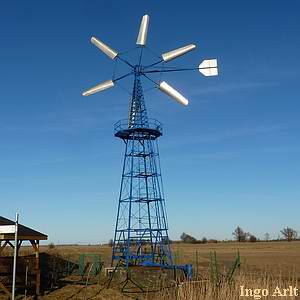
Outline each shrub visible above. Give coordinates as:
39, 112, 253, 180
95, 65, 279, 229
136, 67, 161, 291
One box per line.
48, 242, 55, 249
108, 239, 114, 247
180, 232, 197, 243
249, 235, 257, 242
208, 239, 218, 243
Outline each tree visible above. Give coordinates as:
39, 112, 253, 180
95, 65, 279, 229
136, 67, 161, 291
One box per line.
108, 239, 114, 247
249, 235, 257, 242
202, 237, 208, 244
280, 227, 298, 242
180, 232, 197, 243
264, 233, 270, 242
232, 226, 247, 242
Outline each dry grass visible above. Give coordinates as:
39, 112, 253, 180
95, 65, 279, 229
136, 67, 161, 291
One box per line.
151, 272, 299, 300
1, 241, 300, 299
16, 271, 299, 300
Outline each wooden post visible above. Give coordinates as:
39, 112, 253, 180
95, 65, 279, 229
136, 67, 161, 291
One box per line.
30, 240, 41, 296
17, 240, 22, 253
36, 240, 40, 296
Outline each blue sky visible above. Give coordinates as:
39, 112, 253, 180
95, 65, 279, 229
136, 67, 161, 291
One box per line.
0, 1, 299, 244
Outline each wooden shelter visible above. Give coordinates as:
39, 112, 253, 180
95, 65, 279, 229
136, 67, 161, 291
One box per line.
0, 216, 47, 296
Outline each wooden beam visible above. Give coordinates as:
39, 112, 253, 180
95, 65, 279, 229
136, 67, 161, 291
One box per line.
0, 234, 47, 241
30, 240, 37, 251
6, 240, 14, 249
0, 241, 8, 255
0, 282, 11, 296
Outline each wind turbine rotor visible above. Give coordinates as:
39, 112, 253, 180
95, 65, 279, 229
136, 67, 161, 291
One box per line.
136, 15, 150, 46
82, 79, 114, 96
199, 59, 218, 76
91, 37, 118, 60
159, 81, 189, 106
162, 44, 196, 62
83, 15, 218, 106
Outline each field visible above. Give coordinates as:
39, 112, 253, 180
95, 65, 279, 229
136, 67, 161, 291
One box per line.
40, 241, 300, 278
1, 241, 300, 299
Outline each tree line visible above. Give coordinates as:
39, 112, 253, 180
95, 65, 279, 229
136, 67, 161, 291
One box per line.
232, 226, 298, 242
179, 226, 298, 244
107, 226, 298, 246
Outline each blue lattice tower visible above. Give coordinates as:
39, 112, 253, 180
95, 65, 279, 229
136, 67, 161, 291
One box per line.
112, 69, 173, 268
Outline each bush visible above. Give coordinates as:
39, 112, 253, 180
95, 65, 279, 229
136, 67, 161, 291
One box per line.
208, 239, 218, 243
48, 242, 55, 249
180, 232, 197, 243
249, 235, 257, 242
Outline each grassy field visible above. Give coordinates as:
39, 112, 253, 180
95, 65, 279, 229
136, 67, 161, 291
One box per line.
171, 241, 300, 278
39, 241, 300, 278
1, 241, 300, 299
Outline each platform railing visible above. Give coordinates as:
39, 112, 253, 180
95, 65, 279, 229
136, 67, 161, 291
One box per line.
114, 118, 163, 135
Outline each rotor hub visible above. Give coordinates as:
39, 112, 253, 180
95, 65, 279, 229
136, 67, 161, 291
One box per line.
134, 64, 143, 75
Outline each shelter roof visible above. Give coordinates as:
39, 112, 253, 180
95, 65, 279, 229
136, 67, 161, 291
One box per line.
0, 216, 47, 241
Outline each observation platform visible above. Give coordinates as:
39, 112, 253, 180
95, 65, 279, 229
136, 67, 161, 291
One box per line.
114, 119, 162, 140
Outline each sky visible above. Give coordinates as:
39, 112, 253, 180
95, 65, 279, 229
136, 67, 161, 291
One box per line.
0, 1, 299, 244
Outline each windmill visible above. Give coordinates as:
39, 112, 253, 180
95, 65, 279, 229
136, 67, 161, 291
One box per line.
83, 15, 218, 277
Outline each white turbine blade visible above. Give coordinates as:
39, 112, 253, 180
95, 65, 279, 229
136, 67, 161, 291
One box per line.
82, 80, 114, 96
91, 37, 118, 59
136, 15, 149, 46
159, 81, 189, 106
162, 44, 196, 62
199, 59, 218, 76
